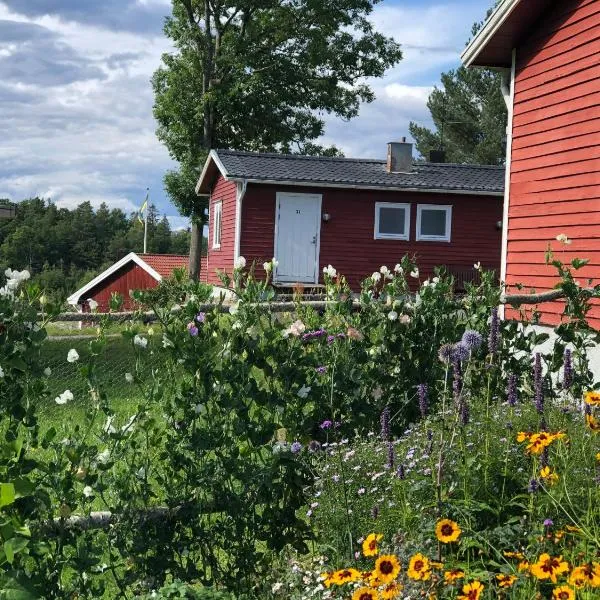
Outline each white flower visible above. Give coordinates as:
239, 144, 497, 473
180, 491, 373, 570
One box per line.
473, 261, 482, 271
272, 257, 279, 268
147, 327, 154, 336
410, 268, 419, 278
121, 414, 137, 432
133, 335, 148, 349
394, 263, 403, 274
87, 298, 99, 311
380, 265, 389, 275
371, 272, 381, 283
323, 264, 337, 278
387, 310, 398, 321
422, 279, 430, 288
103, 416, 116, 434
229, 301, 240, 315
283, 319, 306, 338
162, 335, 174, 348
55, 390, 73, 405
0, 366, 4, 378
556, 233, 572, 245
83, 486, 93, 498
432, 276, 440, 284
272, 583, 284, 594
43, 367, 52, 377
194, 403, 204, 414
67, 349, 79, 363
125, 372, 134, 383
234, 256, 247, 270
263, 261, 272, 272
297, 385, 311, 399
97, 449, 110, 464
19, 270, 30, 281
399, 314, 411, 324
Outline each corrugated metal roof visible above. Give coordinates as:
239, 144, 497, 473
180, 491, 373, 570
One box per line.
212, 149, 505, 195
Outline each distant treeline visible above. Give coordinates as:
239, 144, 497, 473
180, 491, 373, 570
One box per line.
0, 198, 197, 300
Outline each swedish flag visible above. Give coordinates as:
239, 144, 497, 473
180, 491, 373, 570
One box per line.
138, 190, 149, 224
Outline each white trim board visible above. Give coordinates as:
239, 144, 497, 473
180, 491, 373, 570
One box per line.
374, 202, 410, 240
416, 204, 452, 243
67, 252, 162, 307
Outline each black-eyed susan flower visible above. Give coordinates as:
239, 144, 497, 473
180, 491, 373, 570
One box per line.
540, 466, 559, 485
584, 390, 600, 406
363, 533, 383, 557
457, 580, 484, 600
552, 585, 575, 600
503, 551, 525, 560
374, 554, 401, 584
586, 413, 600, 432
380, 581, 403, 599
320, 572, 335, 588
569, 562, 600, 588
530, 554, 570, 583
407, 553, 431, 581
444, 569, 465, 583
435, 519, 462, 543
352, 587, 379, 600
331, 567, 361, 585
496, 574, 517, 588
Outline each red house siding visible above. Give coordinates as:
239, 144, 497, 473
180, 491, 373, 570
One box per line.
239, 183, 502, 289
85, 263, 157, 312
506, 0, 600, 327
206, 175, 237, 284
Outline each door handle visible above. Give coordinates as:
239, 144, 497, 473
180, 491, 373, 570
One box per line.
311, 235, 317, 244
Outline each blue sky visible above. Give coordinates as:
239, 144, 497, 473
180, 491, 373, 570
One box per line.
0, 0, 493, 230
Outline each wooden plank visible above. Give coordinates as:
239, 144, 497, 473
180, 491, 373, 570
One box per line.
509, 198, 600, 217
509, 211, 600, 230
509, 224, 600, 242
511, 172, 600, 195
513, 92, 600, 128
510, 156, 600, 182
510, 185, 600, 205
512, 118, 600, 151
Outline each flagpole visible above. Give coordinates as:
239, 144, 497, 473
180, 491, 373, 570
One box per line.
143, 188, 149, 254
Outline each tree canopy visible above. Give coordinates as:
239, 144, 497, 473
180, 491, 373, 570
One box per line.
152, 0, 403, 277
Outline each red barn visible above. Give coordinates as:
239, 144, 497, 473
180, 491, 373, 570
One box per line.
67, 252, 201, 312
195, 144, 504, 290
463, 0, 600, 327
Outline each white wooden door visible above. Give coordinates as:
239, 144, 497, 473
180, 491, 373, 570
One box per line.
274, 192, 321, 283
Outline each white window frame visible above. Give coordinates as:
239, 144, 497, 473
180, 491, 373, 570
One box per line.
374, 202, 410, 240
212, 200, 222, 249
416, 204, 452, 242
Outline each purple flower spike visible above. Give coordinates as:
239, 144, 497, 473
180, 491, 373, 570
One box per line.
459, 399, 470, 426
396, 464, 406, 480
380, 407, 391, 441
507, 373, 518, 406
528, 478, 539, 493
563, 348, 573, 390
386, 441, 395, 470
326, 335, 336, 344
488, 307, 500, 354
320, 420, 333, 430
417, 383, 428, 418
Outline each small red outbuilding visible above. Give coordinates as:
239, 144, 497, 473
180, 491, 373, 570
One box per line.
67, 252, 197, 312
195, 143, 505, 289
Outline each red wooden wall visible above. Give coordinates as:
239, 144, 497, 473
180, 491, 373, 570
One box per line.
506, 0, 600, 327
239, 184, 502, 289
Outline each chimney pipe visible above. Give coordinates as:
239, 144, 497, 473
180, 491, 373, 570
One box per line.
387, 138, 413, 173
429, 149, 446, 163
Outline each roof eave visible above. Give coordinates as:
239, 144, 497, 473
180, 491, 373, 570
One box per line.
461, 0, 520, 67
195, 150, 228, 195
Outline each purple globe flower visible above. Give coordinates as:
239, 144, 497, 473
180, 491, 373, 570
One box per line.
461, 329, 483, 350
291, 441, 302, 454
452, 342, 471, 362
308, 440, 322, 452
316, 366, 327, 374
543, 518, 554, 527
320, 420, 333, 430
438, 343, 453, 363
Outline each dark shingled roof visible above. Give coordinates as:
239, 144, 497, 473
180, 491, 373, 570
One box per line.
213, 149, 505, 195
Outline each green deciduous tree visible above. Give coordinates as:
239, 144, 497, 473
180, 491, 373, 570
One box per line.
153, 0, 403, 278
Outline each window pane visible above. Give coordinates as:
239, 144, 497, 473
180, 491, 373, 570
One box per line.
379, 207, 406, 235
420, 209, 447, 237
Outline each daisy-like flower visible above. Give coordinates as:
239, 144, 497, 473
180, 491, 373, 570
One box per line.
320, 572, 335, 588
380, 581, 402, 599
496, 574, 517, 588
530, 554, 570, 583
362, 533, 383, 557
540, 466, 559, 485
584, 391, 600, 406
407, 553, 431, 581
374, 555, 401, 584
67, 349, 79, 363
444, 569, 465, 583
518, 560, 530, 573
569, 562, 600, 588
435, 519, 462, 543
552, 586, 575, 600
352, 588, 379, 600
585, 413, 600, 432
457, 581, 484, 600
331, 568, 361, 585
387, 310, 398, 321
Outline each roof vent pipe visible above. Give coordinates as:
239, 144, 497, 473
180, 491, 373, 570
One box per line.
387, 137, 413, 173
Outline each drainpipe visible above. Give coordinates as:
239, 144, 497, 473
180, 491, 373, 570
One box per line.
234, 179, 247, 262
500, 69, 511, 109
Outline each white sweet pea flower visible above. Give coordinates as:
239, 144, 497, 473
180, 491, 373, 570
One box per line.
432, 276, 440, 284
234, 256, 247, 269
87, 298, 99, 311
67, 349, 79, 363
371, 272, 381, 283
125, 372, 134, 383
229, 301, 240, 315
410, 268, 419, 278
387, 310, 398, 321
283, 319, 306, 338
55, 390, 73, 405
380, 265, 389, 275
422, 279, 430, 288
83, 486, 93, 498
297, 385, 311, 399
394, 263, 403, 274
556, 233, 572, 245
133, 335, 148, 349
323, 264, 337, 278
263, 261, 272, 272
473, 261, 482, 271
399, 314, 411, 324
19, 270, 30, 281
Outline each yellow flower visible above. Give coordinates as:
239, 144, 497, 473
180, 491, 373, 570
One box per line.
496, 574, 517, 588
540, 466, 559, 485
516, 431, 531, 443
503, 551, 525, 560
517, 560, 530, 572
444, 569, 465, 583
530, 554, 570, 583
552, 585, 575, 600
524, 431, 566, 454
374, 555, 401, 584
457, 580, 484, 600
435, 519, 462, 543
363, 533, 384, 557
352, 587, 380, 600
320, 572, 335, 588
380, 581, 403, 599
430, 561, 444, 569
565, 525, 582, 534
569, 562, 600, 588
331, 568, 361, 585
586, 413, 600, 432
584, 390, 600, 406
407, 553, 431, 581
596, 452, 600, 462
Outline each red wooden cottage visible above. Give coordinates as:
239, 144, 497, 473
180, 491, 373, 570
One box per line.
67, 252, 200, 312
462, 0, 600, 327
195, 143, 505, 290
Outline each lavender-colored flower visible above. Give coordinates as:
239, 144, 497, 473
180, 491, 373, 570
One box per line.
543, 518, 553, 527
195, 312, 206, 323
371, 504, 379, 519
459, 399, 470, 426
302, 328, 327, 342
291, 441, 302, 454
417, 383, 428, 418
326, 335, 336, 344
562, 348, 573, 390
452, 356, 463, 406
386, 442, 395, 470
461, 329, 483, 351
438, 343, 453, 363
452, 342, 470, 362
380, 407, 391, 441
320, 420, 333, 430
308, 440, 322, 452
533, 352, 544, 414
316, 366, 327, 374
488, 307, 500, 354
507, 373, 518, 406
187, 322, 199, 336
396, 464, 406, 480
528, 478, 539, 494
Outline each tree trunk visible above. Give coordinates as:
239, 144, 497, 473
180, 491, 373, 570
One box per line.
189, 218, 202, 280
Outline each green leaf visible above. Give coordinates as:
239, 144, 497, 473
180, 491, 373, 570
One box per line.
0, 572, 40, 599
571, 258, 589, 270
0, 485, 16, 509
